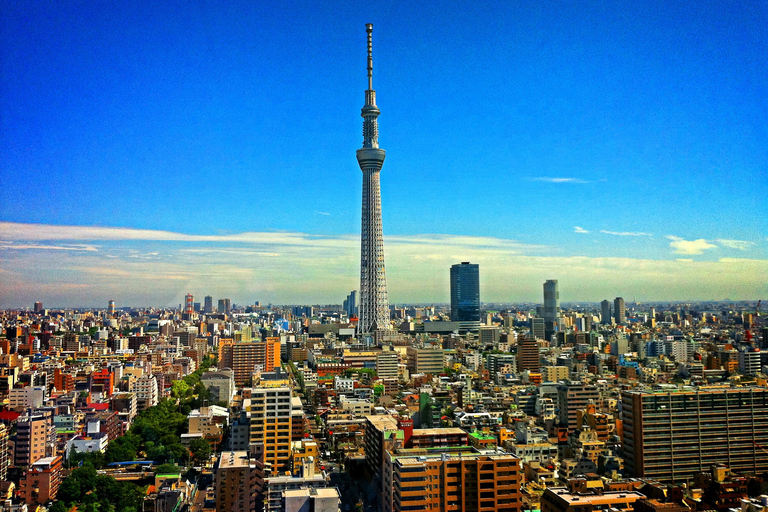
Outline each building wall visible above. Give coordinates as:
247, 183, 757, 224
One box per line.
621, 388, 768, 481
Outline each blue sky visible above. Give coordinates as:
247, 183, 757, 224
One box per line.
1, 0, 766, 307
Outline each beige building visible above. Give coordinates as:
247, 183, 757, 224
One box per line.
406, 347, 444, 375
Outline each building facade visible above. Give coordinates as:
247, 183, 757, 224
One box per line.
621, 387, 768, 481
450, 262, 480, 323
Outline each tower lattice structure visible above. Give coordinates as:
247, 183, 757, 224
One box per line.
357, 24, 390, 335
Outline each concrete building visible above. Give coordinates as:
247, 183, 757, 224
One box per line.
600, 300, 611, 324
613, 297, 626, 325
130, 374, 158, 411
15, 412, 56, 467
621, 387, 768, 481
406, 347, 444, 375
249, 386, 292, 472
214, 450, 264, 512
376, 351, 399, 381
20, 455, 63, 506
283, 487, 340, 512
541, 477, 644, 512
518, 338, 540, 373
557, 383, 600, 430
382, 448, 521, 512
202, 369, 236, 404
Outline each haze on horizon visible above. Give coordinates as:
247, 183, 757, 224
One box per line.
1, 1, 766, 308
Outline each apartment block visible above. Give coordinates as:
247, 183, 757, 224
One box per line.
249, 386, 293, 472
621, 387, 768, 481
383, 448, 521, 512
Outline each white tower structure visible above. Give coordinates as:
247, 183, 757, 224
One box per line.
357, 23, 390, 335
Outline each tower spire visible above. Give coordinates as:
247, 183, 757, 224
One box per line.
366, 23, 373, 90
356, 23, 389, 337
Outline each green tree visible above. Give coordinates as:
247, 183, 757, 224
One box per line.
189, 438, 211, 464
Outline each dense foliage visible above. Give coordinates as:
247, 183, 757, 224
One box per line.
58, 355, 219, 509
50, 464, 145, 512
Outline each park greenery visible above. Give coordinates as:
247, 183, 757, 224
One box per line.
59, 355, 218, 509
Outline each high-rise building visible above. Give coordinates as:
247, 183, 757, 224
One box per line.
33, 302, 43, 313
15, 412, 56, 467
600, 300, 612, 324
543, 280, 560, 337
621, 388, 768, 481
343, 290, 358, 318
517, 338, 540, 373
531, 317, 545, 340
107, 299, 116, 316
376, 351, 399, 380
613, 297, 626, 325
450, 262, 480, 323
249, 386, 293, 472
218, 298, 231, 315
204, 295, 213, 313
357, 24, 390, 335
214, 450, 264, 512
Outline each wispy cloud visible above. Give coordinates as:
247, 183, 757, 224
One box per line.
1, 221, 765, 307
531, 177, 592, 184
715, 239, 754, 250
574, 226, 590, 234
314, 211, 331, 216
667, 236, 717, 255
0, 241, 98, 252
600, 230, 653, 237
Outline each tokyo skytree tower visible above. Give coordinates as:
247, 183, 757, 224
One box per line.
356, 24, 390, 335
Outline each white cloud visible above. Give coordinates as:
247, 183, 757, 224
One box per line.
600, 230, 653, 237
574, 226, 590, 234
1, 221, 765, 307
667, 236, 717, 255
715, 239, 754, 250
314, 211, 331, 216
0, 241, 98, 252
531, 177, 590, 184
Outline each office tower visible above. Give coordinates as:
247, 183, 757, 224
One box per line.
249, 386, 293, 472
218, 298, 231, 315
107, 299, 115, 316
34, 301, 43, 313
215, 451, 264, 512
517, 338, 540, 373
357, 24, 390, 335
204, 295, 213, 313
406, 346, 445, 374
601, 300, 611, 324
376, 351, 399, 380
543, 280, 560, 337
531, 317, 545, 340
383, 449, 521, 512
343, 290, 358, 318
557, 382, 600, 430
621, 388, 768, 481
450, 262, 480, 322
613, 297, 626, 325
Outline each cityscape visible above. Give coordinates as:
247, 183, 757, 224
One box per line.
1, 2, 767, 512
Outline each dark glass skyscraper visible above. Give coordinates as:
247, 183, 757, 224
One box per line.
450, 262, 480, 322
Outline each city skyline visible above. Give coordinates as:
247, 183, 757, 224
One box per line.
1, 1, 766, 307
